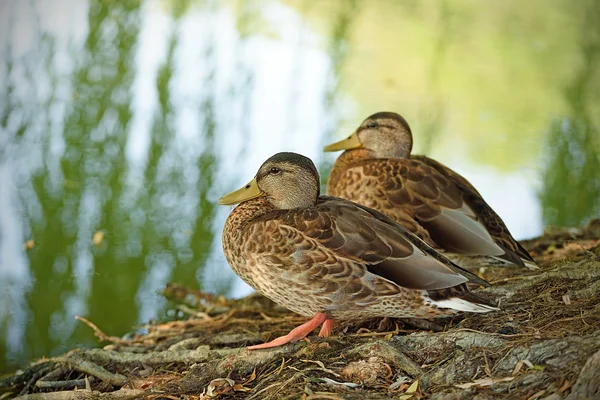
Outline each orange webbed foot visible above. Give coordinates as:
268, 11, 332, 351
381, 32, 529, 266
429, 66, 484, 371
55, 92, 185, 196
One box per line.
318, 319, 334, 337
248, 313, 332, 350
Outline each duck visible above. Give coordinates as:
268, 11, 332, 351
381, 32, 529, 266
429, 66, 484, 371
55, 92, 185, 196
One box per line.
219, 152, 498, 350
324, 112, 537, 270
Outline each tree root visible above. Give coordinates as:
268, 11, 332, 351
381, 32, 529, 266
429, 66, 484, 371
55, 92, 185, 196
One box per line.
0, 362, 57, 396
53, 354, 126, 387
35, 378, 90, 390
13, 388, 145, 400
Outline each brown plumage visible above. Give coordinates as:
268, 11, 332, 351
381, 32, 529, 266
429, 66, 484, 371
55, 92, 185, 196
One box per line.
219, 152, 497, 349
325, 112, 537, 269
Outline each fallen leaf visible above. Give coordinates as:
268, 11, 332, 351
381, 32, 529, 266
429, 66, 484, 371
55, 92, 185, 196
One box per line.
232, 384, 252, 392
512, 359, 534, 375
318, 377, 360, 388
396, 379, 420, 399
388, 375, 409, 390
406, 380, 419, 394
243, 368, 257, 384
205, 378, 235, 397
455, 376, 514, 389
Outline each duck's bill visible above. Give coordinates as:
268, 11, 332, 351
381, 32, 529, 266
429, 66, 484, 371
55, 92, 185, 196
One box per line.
218, 178, 265, 205
323, 131, 362, 152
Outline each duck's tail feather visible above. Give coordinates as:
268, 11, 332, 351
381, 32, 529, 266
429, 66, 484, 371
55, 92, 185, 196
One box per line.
426, 286, 499, 313
491, 253, 539, 270
428, 295, 500, 313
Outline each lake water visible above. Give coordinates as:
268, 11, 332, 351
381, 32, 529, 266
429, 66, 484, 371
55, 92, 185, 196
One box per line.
1, 0, 598, 373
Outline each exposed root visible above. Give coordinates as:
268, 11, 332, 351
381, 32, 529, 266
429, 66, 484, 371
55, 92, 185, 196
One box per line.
74, 317, 131, 345
35, 379, 90, 391
13, 388, 145, 400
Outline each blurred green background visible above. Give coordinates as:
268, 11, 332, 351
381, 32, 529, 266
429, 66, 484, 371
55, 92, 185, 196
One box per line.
1, 0, 598, 373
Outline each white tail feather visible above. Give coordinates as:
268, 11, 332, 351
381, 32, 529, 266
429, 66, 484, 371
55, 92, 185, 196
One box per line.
428, 297, 499, 313
523, 259, 539, 270
488, 255, 539, 270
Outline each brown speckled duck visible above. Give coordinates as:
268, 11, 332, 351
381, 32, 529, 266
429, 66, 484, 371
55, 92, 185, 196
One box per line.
324, 112, 537, 270
219, 152, 498, 349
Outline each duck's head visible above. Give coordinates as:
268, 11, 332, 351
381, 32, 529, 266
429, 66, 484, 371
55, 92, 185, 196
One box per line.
324, 112, 413, 158
218, 152, 320, 209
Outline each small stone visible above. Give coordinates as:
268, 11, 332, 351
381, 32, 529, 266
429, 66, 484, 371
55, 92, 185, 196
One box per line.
498, 326, 518, 335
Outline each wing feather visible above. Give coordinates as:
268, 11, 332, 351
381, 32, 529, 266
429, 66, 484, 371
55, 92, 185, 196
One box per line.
253, 197, 488, 291
357, 159, 531, 265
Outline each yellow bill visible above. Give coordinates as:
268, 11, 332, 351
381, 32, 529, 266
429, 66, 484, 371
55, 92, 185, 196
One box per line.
323, 131, 362, 152
218, 178, 265, 205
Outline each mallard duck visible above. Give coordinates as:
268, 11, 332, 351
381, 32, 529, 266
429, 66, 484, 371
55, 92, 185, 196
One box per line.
219, 152, 497, 349
324, 112, 537, 270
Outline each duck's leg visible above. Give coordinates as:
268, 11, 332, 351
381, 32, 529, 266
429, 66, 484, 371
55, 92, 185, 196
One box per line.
318, 319, 334, 337
247, 312, 328, 350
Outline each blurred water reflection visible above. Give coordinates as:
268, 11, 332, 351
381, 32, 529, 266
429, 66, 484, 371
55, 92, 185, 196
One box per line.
539, 0, 600, 227
0, 0, 598, 373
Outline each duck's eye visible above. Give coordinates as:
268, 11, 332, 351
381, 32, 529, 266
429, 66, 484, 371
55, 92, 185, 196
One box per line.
367, 121, 378, 128
269, 167, 281, 175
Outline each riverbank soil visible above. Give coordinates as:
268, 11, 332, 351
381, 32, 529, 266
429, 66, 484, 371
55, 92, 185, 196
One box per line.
1, 220, 599, 399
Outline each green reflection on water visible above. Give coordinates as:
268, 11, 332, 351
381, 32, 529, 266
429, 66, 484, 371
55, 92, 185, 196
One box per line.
1, 0, 599, 374
540, 0, 600, 227
17, 0, 145, 366
0, 0, 228, 372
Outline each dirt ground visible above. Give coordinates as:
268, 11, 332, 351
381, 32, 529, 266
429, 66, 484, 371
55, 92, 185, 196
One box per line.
2, 220, 600, 400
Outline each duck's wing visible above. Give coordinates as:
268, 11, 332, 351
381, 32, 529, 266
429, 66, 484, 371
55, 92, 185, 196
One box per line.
256, 196, 489, 291
350, 158, 532, 267
411, 155, 536, 267
411, 155, 482, 195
